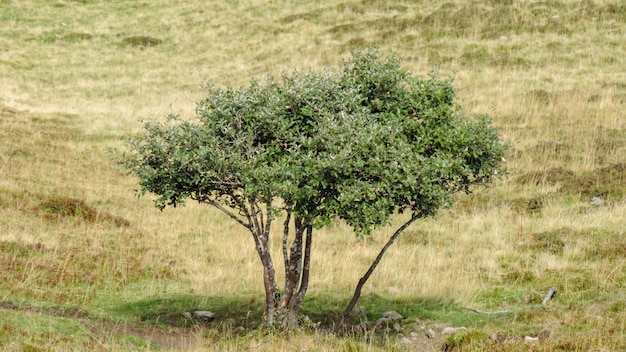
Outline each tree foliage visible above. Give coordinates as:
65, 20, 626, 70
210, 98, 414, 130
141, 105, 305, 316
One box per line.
123, 48, 508, 329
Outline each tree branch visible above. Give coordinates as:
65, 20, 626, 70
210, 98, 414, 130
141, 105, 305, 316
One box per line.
464, 307, 512, 315
282, 210, 292, 287
296, 225, 313, 301
200, 197, 251, 230
542, 287, 557, 305
335, 213, 421, 331
281, 218, 304, 309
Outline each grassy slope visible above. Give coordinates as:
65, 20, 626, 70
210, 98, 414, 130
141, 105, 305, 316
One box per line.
1, 0, 624, 351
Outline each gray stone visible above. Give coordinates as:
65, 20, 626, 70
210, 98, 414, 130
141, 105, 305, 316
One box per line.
442, 326, 467, 335
193, 310, 215, 322
382, 311, 403, 321
524, 336, 539, 343
400, 337, 413, 344
591, 197, 604, 206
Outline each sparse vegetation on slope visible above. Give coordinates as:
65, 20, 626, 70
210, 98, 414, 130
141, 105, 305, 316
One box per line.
0, 0, 624, 351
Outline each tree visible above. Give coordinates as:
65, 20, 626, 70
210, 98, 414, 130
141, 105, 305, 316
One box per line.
123, 48, 508, 330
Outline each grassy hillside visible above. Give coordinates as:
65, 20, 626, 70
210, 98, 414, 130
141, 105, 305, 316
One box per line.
1, 0, 624, 351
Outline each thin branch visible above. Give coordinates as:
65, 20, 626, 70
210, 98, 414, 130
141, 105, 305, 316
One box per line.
295, 225, 313, 301
201, 198, 251, 229
263, 202, 273, 255
336, 213, 421, 331
464, 307, 512, 315
282, 210, 292, 286
281, 219, 304, 308
542, 287, 557, 306
250, 200, 264, 248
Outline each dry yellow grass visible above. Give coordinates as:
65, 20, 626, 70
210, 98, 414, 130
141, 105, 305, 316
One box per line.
0, 0, 624, 351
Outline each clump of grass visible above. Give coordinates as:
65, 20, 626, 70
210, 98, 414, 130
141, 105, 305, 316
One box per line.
39, 196, 130, 227
509, 196, 545, 215
584, 236, 626, 260
515, 167, 576, 186
61, 32, 93, 42
121, 36, 162, 48
442, 329, 490, 352
529, 141, 572, 161
515, 164, 626, 200
527, 229, 566, 254
502, 270, 537, 284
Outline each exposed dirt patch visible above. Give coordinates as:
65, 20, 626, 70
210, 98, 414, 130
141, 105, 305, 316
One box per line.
396, 319, 454, 352
82, 319, 205, 351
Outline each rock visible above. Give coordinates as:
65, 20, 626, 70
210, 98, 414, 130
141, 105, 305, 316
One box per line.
426, 328, 437, 339
193, 310, 215, 322
400, 337, 413, 344
524, 336, 539, 343
382, 311, 403, 321
442, 326, 467, 335
375, 311, 403, 328
393, 323, 402, 332
182, 311, 192, 319
591, 197, 604, 206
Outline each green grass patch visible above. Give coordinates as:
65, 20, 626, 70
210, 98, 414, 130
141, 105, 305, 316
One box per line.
0, 309, 94, 351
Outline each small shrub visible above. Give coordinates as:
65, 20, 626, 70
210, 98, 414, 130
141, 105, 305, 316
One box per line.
509, 196, 545, 215
121, 36, 162, 48
61, 32, 93, 42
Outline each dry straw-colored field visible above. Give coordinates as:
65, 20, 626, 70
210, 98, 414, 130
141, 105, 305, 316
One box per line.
1, 0, 624, 351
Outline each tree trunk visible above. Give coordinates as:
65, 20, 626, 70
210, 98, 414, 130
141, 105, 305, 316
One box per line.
335, 214, 420, 331
261, 252, 279, 326
279, 217, 313, 329
215, 199, 313, 329
246, 200, 280, 326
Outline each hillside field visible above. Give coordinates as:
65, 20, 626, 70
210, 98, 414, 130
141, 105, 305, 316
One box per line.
0, 0, 624, 351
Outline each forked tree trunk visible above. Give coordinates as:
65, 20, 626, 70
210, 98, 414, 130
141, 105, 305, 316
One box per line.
242, 200, 281, 326
213, 198, 313, 329
278, 215, 313, 329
